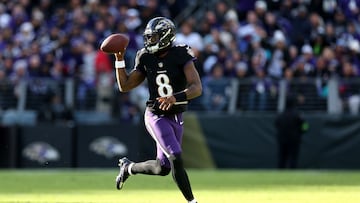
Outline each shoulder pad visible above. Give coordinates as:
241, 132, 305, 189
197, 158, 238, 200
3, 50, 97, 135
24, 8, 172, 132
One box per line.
136, 48, 147, 57
135, 48, 147, 68
174, 44, 195, 57
174, 44, 190, 49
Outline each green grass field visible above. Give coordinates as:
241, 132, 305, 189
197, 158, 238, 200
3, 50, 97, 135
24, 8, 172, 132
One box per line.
0, 169, 360, 203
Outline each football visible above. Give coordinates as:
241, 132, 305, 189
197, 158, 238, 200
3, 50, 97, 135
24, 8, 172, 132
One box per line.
100, 33, 129, 53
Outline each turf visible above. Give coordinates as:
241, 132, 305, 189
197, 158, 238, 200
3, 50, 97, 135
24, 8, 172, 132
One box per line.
0, 169, 360, 203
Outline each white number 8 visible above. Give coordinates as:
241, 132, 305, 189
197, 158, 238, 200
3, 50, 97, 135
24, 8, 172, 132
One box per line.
156, 74, 173, 97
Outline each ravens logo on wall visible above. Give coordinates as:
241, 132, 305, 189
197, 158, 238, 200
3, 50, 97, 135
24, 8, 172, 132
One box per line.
22, 142, 60, 164
89, 136, 128, 159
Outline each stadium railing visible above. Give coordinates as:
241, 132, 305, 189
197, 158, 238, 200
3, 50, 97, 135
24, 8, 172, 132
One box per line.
193, 77, 329, 114
1, 76, 359, 125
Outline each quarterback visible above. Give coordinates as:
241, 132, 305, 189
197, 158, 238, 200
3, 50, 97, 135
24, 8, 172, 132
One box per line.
114, 17, 202, 203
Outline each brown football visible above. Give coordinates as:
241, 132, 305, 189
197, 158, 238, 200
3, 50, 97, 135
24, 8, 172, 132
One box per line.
100, 33, 129, 53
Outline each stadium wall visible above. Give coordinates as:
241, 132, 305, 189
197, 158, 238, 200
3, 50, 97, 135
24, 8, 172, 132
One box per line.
189, 113, 360, 169
1, 114, 360, 169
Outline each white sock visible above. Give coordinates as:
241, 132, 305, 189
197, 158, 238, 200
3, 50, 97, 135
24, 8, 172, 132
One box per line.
127, 163, 134, 175
188, 199, 197, 203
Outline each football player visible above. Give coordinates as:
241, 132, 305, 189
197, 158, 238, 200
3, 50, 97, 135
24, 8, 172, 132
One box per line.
114, 17, 202, 203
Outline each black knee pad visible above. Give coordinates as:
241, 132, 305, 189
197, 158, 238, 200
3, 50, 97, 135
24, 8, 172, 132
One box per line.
154, 159, 170, 176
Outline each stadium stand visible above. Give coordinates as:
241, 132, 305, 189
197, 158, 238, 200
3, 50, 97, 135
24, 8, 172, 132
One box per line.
1, 0, 360, 125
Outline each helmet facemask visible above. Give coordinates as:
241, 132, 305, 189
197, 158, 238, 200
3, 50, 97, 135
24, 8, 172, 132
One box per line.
143, 32, 160, 54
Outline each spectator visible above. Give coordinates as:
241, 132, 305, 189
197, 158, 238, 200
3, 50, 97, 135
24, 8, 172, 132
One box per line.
202, 63, 231, 112
10, 59, 28, 84
214, 1, 229, 26
235, 61, 249, 79
348, 39, 360, 74
278, 0, 294, 21
338, 0, 360, 20
28, 54, 42, 77
267, 30, 290, 79
48, 93, 73, 123
224, 9, 240, 35
117, 92, 141, 124
308, 12, 325, 40
321, 47, 339, 75
224, 51, 242, 77
339, 59, 360, 115
321, 0, 337, 21
314, 56, 332, 99
283, 67, 294, 82
254, 0, 267, 22
0, 3, 11, 29
0, 69, 12, 109
345, 21, 360, 41
333, 9, 347, 36
288, 45, 300, 66
129, 83, 149, 113
314, 56, 331, 80
237, 11, 262, 54
124, 8, 142, 31
247, 36, 268, 76
263, 11, 282, 38
203, 10, 218, 29
311, 33, 328, 56
236, 0, 256, 21
15, 22, 35, 49
289, 5, 311, 48
292, 44, 316, 78
175, 18, 204, 52
202, 28, 221, 57
324, 22, 337, 46
248, 68, 272, 111
76, 42, 96, 110
2, 57, 14, 77
50, 60, 66, 81
217, 21, 235, 51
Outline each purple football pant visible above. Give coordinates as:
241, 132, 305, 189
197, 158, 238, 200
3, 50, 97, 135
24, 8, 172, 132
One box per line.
144, 108, 184, 168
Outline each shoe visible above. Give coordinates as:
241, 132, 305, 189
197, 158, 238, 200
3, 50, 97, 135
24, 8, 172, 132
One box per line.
116, 157, 132, 190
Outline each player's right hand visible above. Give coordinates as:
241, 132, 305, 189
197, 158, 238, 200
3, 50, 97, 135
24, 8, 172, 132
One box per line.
114, 49, 126, 61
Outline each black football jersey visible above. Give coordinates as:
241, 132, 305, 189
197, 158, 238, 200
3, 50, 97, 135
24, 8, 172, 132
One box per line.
134, 44, 196, 115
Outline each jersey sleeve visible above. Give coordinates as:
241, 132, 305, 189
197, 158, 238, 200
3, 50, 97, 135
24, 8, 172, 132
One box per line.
134, 48, 147, 75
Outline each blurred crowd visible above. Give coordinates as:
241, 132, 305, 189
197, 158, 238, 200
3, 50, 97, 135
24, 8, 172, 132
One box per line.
1, 0, 360, 122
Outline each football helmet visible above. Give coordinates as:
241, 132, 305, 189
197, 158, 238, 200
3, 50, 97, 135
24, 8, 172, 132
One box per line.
143, 17, 176, 53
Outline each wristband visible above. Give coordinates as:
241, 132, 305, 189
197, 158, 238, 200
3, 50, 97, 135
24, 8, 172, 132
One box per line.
115, 60, 125, 69
173, 91, 187, 102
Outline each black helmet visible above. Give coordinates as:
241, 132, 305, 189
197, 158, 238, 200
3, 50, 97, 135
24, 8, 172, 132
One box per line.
143, 17, 176, 53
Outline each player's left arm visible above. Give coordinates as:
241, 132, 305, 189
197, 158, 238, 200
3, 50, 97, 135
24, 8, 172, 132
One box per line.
157, 61, 202, 111
182, 61, 202, 100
